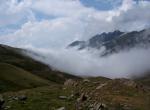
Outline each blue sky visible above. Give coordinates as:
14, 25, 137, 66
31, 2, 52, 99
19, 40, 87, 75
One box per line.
80, 0, 122, 10
80, 0, 149, 10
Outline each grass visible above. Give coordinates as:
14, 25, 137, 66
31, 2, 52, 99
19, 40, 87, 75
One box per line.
0, 63, 51, 93
2, 85, 76, 110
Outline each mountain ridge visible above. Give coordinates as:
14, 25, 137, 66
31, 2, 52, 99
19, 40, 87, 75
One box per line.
68, 28, 150, 55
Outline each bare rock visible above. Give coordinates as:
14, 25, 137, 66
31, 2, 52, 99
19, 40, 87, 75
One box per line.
56, 107, 66, 110
59, 96, 67, 100
83, 79, 90, 83
96, 83, 107, 90
18, 95, 27, 101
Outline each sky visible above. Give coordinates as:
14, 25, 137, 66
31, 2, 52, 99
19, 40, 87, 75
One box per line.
0, 0, 150, 78
0, 0, 150, 48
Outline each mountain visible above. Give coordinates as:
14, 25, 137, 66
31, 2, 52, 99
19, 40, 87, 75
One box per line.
69, 29, 150, 55
68, 41, 87, 50
88, 30, 124, 49
68, 30, 124, 50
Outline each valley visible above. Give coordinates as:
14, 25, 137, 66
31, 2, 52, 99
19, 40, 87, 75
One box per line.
0, 44, 149, 110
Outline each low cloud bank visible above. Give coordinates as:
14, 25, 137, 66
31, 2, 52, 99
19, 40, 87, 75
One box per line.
25, 47, 150, 78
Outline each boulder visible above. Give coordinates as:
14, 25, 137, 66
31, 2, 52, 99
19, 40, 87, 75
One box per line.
18, 95, 27, 101
56, 107, 66, 110
83, 79, 90, 83
96, 83, 107, 90
59, 96, 67, 100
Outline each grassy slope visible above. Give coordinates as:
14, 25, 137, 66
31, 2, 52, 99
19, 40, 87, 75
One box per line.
0, 44, 80, 84
0, 63, 51, 93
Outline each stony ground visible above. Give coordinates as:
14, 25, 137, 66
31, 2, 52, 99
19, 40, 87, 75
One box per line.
0, 77, 149, 110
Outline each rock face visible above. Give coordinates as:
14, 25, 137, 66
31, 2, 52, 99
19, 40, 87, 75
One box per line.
69, 30, 124, 50
68, 41, 87, 50
68, 29, 150, 55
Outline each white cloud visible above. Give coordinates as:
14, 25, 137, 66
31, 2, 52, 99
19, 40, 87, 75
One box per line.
0, 18, 86, 48
0, 0, 150, 48
31, 0, 87, 17
0, 0, 34, 27
25, 47, 150, 78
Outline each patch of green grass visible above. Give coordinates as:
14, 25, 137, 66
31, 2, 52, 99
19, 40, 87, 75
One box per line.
2, 85, 76, 110
0, 63, 51, 93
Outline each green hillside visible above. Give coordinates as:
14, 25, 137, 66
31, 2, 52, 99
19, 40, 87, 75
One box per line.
0, 63, 51, 93
0, 44, 80, 84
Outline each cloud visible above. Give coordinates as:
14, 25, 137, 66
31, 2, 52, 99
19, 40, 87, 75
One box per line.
113, 0, 150, 31
31, 0, 88, 17
0, 0, 150, 39
25, 47, 150, 78
0, 18, 86, 48
0, 0, 34, 28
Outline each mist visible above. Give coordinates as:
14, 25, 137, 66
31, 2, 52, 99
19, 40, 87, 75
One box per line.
24, 47, 150, 78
